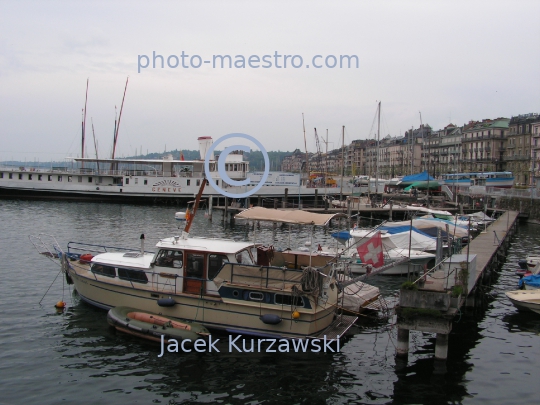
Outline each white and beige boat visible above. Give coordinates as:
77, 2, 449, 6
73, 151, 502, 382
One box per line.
32, 192, 370, 339
506, 290, 540, 315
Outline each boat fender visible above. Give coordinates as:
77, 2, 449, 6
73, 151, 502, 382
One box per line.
260, 314, 282, 325
157, 298, 176, 307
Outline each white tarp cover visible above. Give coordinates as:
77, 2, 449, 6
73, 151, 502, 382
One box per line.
405, 206, 453, 216
382, 231, 437, 251
213, 263, 304, 290
235, 206, 338, 226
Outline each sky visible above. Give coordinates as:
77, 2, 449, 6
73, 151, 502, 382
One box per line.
1, 0, 539, 162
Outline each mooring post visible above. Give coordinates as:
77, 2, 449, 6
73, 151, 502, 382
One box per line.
208, 195, 213, 220
314, 189, 318, 208
396, 328, 410, 357
283, 188, 288, 208
434, 333, 449, 360
224, 196, 228, 223
274, 198, 278, 209
389, 201, 393, 221
257, 195, 261, 207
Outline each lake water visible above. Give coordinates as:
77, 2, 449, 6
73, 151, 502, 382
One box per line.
1, 199, 539, 405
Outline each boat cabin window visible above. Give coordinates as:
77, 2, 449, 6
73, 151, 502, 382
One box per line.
187, 179, 190, 186
235, 249, 254, 265
186, 253, 204, 279
18, 173, 22, 180
91, 263, 116, 278
275, 294, 304, 307
48, 175, 52, 181
118, 268, 148, 284
58, 175, 62, 182
88, 177, 93, 183
156, 249, 183, 268
125, 178, 130, 185
38, 175, 42, 181
68, 176, 72, 182
248, 292, 264, 301
208, 254, 229, 280
144, 179, 147, 185
28, 174, 32, 180
9, 173, 13, 179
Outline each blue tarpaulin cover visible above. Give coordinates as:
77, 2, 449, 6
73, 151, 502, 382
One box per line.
401, 171, 435, 183
331, 231, 352, 241
519, 275, 540, 288
379, 225, 435, 238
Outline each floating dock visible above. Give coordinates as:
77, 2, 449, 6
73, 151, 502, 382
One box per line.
395, 210, 520, 361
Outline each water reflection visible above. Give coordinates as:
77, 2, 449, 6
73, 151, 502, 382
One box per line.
58, 295, 342, 403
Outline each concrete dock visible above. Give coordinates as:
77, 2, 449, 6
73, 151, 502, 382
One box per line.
395, 210, 520, 361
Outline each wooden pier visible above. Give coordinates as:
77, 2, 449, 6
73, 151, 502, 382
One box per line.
395, 210, 520, 362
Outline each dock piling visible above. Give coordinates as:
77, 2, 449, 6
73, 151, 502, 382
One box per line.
434, 333, 449, 360
396, 328, 410, 357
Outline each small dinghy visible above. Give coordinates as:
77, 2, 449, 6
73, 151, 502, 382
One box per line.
107, 306, 210, 343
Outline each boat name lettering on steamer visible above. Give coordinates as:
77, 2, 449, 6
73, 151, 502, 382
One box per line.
151, 187, 181, 193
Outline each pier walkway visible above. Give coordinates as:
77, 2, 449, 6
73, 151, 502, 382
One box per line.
396, 210, 520, 362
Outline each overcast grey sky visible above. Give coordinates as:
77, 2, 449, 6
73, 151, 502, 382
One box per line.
1, 0, 538, 161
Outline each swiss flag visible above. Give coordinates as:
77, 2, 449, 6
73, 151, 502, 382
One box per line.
356, 231, 384, 268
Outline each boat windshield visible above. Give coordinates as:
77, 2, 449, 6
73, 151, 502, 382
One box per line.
235, 248, 255, 265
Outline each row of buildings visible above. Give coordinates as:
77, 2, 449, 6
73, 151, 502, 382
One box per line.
281, 113, 540, 186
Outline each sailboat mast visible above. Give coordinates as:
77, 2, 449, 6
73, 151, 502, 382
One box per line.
112, 77, 129, 159
325, 129, 329, 198
91, 118, 100, 173
82, 78, 89, 168
302, 113, 309, 186
375, 101, 381, 194
340, 126, 345, 202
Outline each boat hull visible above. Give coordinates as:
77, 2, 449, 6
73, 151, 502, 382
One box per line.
69, 264, 337, 339
506, 290, 540, 314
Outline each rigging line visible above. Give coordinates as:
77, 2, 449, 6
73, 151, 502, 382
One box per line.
38, 269, 63, 305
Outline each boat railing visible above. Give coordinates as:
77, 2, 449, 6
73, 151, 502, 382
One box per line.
67, 241, 154, 256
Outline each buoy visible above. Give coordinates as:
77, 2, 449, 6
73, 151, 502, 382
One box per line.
55, 301, 66, 309
292, 310, 300, 319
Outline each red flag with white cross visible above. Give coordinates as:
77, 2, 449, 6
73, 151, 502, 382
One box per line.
356, 231, 384, 268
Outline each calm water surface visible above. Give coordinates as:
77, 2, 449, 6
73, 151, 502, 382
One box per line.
1, 200, 539, 405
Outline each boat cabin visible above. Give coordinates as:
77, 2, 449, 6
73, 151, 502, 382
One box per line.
86, 237, 259, 297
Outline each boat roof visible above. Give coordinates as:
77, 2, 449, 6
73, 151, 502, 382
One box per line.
74, 157, 208, 165
155, 236, 254, 254
234, 206, 339, 226
92, 252, 155, 269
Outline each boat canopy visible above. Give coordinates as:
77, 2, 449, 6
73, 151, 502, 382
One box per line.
403, 181, 440, 191
401, 171, 435, 183
235, 207, 339, 226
